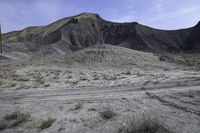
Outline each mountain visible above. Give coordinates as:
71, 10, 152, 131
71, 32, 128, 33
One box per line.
2, 13, 199, 57
184, 22, 200, 50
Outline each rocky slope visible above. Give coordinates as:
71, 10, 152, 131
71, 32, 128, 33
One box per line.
1, 13, 200, 57
185, 22, 200, 50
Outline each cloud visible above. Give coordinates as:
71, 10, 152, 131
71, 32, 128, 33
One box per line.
143, 0, 200, 29
106, 0, 200, 29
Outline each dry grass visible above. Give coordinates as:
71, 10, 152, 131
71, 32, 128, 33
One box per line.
79, 76, 88, 81
25, 120, 40, 129
102, 74, 117, 81
179, 58, 200, 66
0, 111, 30, 131
43, 84, 50, 87
35, 76, 45, 85
126, 116, 170, 133
92, 74, 99, 80
40, 117, 56, 130
121, 71, 132, 75
100, 109, 117, 119
65, 79, 79, 85
66, 75, 72, 79
73, 102, 82, 110
158, 55, 174, 62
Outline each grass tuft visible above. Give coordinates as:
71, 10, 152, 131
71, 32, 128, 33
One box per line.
40, 117, 56, 130
0, 111, 30, 131
73, 102, 82, 110
100, 109, 117, 119
127, 116, 170, 133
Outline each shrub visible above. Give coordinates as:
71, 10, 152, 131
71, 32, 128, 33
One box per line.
0, 111, 30, 131
182, 59, 196, 66
102, 74, 117, 81
159, 55, 166, 61
65, 79, 79, 85
40, 117, 56, 130
67, 75, 72, 79
127, 117, 170, 133
178, 58, 200, 67
80, 76, 87, 81
26, 120, 40, 129
100, 109, 117, 119
122, 71, 132, 75
43, 84, 50, 87
159, 55, 174, 62
92, 74, 99, 80
73, 102, 82, 110
0, 120, 7, 131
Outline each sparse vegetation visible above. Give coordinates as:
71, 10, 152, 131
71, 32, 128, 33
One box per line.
0, 121, 7, 131
100, 109, 117, 119
16, 85, 30, 90
80, 76, 87, 81
1, 82, 17, 88
79, 72, 85, 75
26, 120, 40, 129
10, 83, 17, 87
159, 55, 174, 62
73, 102, 82, 110
122, 70, 132, 75
16, 77, 29, 82
179, 58, 200, 66
92, 73, 99, 80
35, 77, 45, 85
43, 84, 50, 87
88, 108, 97, 111
102, 74, 117, 80
66, 75, 72, 79
159, 55, 167, 61
40, 117, 56, 130
126, 117, 170, 133
93, 77, 99, 80
0, 111, 30, 131
6, 83, 17, 88
65, 79, 79, 85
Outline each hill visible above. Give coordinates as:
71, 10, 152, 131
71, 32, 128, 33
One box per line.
2, 13, 200, 58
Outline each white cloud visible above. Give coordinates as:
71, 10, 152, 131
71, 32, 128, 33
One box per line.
143, 1, 200, 29
109, 0, 200, 29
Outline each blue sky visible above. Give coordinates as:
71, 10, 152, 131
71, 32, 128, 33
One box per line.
0, 0, 200, 33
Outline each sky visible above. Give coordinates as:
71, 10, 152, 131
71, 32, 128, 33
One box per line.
0, 0, 200, 33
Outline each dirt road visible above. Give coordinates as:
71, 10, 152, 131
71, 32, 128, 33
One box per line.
1, 75, 200, 133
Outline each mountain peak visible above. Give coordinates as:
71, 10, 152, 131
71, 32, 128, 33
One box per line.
74, 12, 101, 20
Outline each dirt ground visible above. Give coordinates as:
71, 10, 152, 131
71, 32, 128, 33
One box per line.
0, 45, 200, 133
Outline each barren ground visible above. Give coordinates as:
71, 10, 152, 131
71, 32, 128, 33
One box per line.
0, 45, 200, 133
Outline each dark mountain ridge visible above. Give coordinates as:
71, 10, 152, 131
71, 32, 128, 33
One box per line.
2, 13, 199, 56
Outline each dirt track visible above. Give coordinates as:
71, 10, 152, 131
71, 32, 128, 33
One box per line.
1, 74, 200, 133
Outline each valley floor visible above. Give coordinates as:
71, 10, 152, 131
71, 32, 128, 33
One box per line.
0, 46, 200, 133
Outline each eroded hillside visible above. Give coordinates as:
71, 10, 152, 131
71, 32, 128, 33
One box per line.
2, 13, 199, 59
